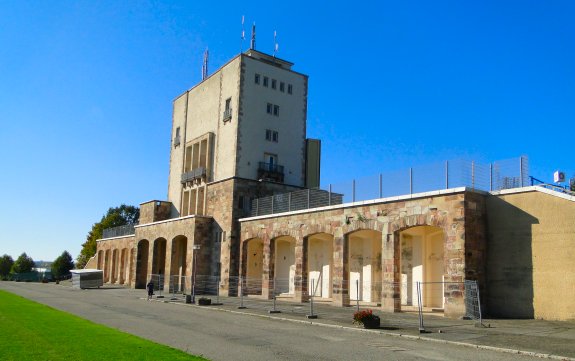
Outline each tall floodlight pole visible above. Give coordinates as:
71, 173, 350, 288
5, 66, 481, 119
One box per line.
191, 244, 201, 303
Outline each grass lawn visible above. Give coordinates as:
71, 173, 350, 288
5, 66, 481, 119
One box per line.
0, 290, 208, 361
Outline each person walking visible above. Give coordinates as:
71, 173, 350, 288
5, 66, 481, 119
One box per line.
147, 280, 154, 301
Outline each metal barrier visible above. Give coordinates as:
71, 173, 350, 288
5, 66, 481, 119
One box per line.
168, 275, 188, 300
102, 224, 136, 239
464, 280, 483, 326
250, 156, 530, 217
146, 275, 484, 332
412, 281, 483, 332
147, 274, 165, 298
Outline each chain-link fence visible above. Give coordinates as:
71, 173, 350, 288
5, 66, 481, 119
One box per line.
250, 156, 529, 217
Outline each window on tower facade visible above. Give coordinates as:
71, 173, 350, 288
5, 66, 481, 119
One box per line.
271, 79, 277, 89
266, 103, 272, 114
287, 84, 293, 94
280, 82, 285, 92
255, 74, 260, 84
263, 76, 269, 87
273, 105, 280, 116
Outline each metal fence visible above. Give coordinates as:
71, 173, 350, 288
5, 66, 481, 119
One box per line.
251, 188, 343, 217
529, 176, 575, 196
147, 274, 166, 298
464, 280, 483, 326
102, 224, 136, 239
250, 156, 529, 217
145, 275, 483, 332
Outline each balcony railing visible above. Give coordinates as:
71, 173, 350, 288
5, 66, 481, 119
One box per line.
181, 167, 207, 183
258, 162, 284, 173
223, 108, 232, 122
258, 162, 284, 182
102, 224, 136, 239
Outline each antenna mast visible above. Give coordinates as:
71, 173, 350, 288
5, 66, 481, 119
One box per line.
250, 23, 256, 50
202, 48, 209, 80
241, 16, 245, 52
273, 30, 278, 58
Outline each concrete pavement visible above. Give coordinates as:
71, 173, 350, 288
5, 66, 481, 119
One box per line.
1, 282, 574, 361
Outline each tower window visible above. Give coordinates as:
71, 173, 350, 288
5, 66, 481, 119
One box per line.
266, 103, 272, 114
174, 127, 181, 147
280, 82, 285, 92
263, 77, 269, 87
273, 105, 280, 116
223, 98, 232, 121
255, 74, 260, 84
265, 129, 278, 142
271, 79, 277, 89
287, 84, 293, 94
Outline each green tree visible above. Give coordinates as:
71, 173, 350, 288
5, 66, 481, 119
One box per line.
0, 254, 14, 279
11, 253, 35, 274
51, 251, 75, 280
76, 205, 139, 268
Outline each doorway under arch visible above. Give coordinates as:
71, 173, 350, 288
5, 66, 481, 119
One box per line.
152, 238, 167, 275
170, 236, 188, 292
400, 225, 445, 310
307, 233, 333, 299
135, 240, 149, 289
111, 249, 119, 283
274, 236, 296, 295
245, 238, 264, 295
104, 249, 111, 283
347, 229, 382, 303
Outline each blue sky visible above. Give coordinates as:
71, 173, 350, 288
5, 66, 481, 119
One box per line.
1, 1, 573, 261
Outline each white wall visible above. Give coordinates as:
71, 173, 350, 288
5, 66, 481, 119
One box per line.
238, 55, 307, 186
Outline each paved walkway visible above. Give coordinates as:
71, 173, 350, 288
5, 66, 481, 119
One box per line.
165, 290, 575, 360
2, 282, 574, 360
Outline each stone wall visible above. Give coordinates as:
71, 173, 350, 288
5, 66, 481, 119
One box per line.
96, 235, 136, 285
240, 189, 484, 318
205, 177, 303, 295
140, 200, 172, 224
132, 216, 213, 290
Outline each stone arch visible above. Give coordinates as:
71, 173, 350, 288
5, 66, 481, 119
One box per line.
389, 211, 448, 234
152, 237, 167, 275
104, 249, 111, 283
135, 239, 149, 289
152, 238, 167, 291
119, 248, 128, 284
243, 237, 264, 295
272, 235, 297, 295
343, 217, 386, 235
111, 249, 119, 283
345, 229, 383, 303
306, 232, 334, 299
97, 250, 103, 270
398, 224, 447, 311
170, 235, 188, 292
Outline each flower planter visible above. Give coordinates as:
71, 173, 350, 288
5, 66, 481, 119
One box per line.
198, 298, 211, 306
362, 316, 380, 329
